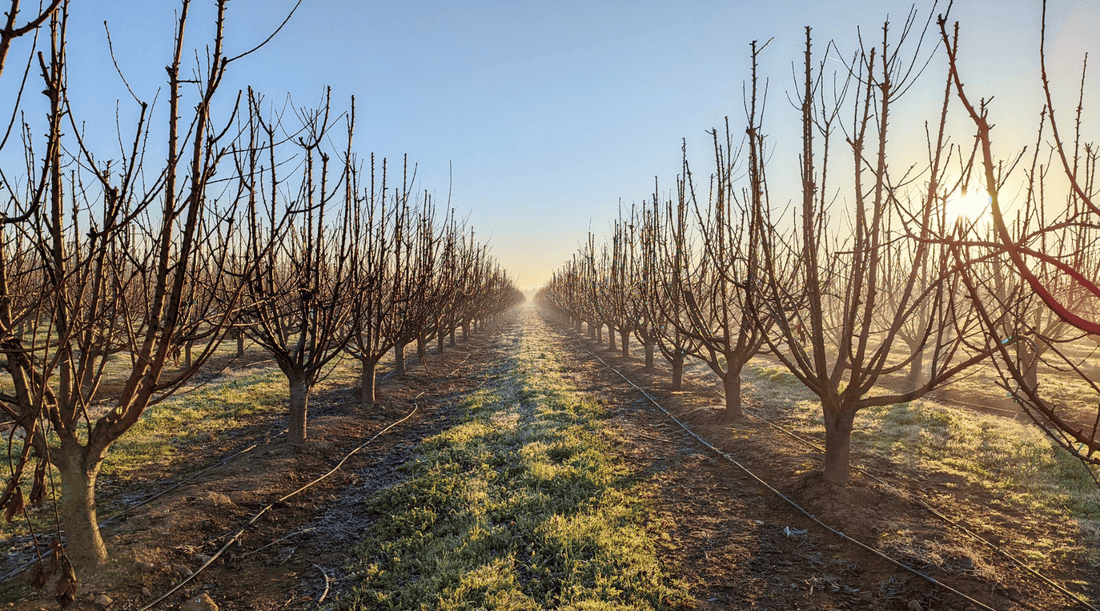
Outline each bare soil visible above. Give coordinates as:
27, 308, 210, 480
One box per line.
1, 305, 1096, 610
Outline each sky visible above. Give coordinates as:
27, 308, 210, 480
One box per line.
3, 0, 1099, 290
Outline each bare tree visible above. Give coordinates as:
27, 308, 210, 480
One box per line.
346, 155, 399, 407
0, 0, 61, 83
346, 159, 509, 406
234, 88, 356, 447
597, 208, 645, 359
0, 0, 297, 579
659, 45, 772, 419
755, 16, 990, 485
643, 174, 699, 392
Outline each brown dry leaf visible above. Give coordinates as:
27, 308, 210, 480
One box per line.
54, 560, 77, 609
49, 539, 64, 564
29, 459, 47, 506
4, 486, 23, 523
29, 562, 46, 590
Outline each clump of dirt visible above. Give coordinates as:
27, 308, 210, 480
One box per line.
784, 471, 910, 542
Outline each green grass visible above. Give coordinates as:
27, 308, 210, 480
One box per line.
0, 349, 292, 563
77, 345, 365, 477
100, 363, 288, 476
857, 399, 1100, 561
338, 329, 687, 610
856, 399, 1100, 517
742, 359, 1100, 566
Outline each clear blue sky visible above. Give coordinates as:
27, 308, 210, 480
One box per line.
4, 0, 1099, 289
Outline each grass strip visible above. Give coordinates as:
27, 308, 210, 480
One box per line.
101, 364, 287, 477
744, 362, 1100, 566
339, 334, 687, 610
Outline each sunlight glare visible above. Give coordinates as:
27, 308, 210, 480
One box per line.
945, 191, 991, 222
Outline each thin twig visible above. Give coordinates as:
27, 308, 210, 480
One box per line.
314, 564, 330, 605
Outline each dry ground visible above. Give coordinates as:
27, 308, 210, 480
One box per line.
0, 305, 1096, 610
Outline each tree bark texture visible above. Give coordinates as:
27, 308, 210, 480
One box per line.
56, 445, 107, 569
822, 405, 857, 485
360, 359, 377, 407
723, 371, 743, 419
288, 374, 310, 446
671, 350, 684, 391
394, 342, 407, 376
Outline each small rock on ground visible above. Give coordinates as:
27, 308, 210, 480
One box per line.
199, 492, 234, 507
182, 593, 219, 611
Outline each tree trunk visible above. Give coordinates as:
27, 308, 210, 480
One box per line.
1022, 341, 1040, 390
288, 373, 309, 447
906, 348, 924, 391
671, 350, 684, 391
822, 405, 857, 485
184, 341, 194, 369
462, 322, 470, 341
417, 335, 428, 369
644, 339, 654, 370
449, 327, 456, 346
281, 314, 294, 342
236, 331, 245, 357
621, 330, 630, 358
437, 325, 445, 355
608, 326, 615, 351
589, 321, 596, 340
56, 445, 107, 569
360, 359, 377, 407
723, 370, 743, 419
394, 342, 407, 376
79, 348, 101, 393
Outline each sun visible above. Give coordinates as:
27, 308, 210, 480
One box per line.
945, 190, 991, 222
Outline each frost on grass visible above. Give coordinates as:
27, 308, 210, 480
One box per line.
339, 320, 686, 610
742, 356, 1100, 570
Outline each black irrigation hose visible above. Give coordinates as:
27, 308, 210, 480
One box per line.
741, 403, 1099, 611
0, 336, 478, 589
100, 435, 282, 528
138, 401, 422, 611
558, 323, 1096, 609
675, 345, 1097, 610
0, 433, 287, 586
564, 332, 1004, 611
135, 340, 483, 606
